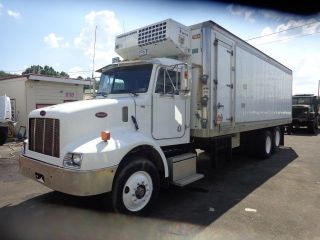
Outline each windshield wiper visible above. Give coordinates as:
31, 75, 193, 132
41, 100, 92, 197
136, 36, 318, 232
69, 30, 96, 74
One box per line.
128, 91, 139, 97
96, 92, 108, 97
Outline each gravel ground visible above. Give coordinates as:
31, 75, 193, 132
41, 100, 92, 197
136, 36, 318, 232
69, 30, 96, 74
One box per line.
0, 130, 319, 240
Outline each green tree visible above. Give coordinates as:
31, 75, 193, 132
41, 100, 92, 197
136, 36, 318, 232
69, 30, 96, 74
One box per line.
0, 70, 15, 78
59, 71, 69, 77
23, 65, 43, 74
22, 65, 69, 77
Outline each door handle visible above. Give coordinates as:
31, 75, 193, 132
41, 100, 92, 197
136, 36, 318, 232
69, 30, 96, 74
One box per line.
177, 125, 182, 132
217, 102, 224, 109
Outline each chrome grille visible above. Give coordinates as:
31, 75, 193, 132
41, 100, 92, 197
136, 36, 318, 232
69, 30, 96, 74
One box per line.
29, 118, 60, 158
292, 107, 308, 118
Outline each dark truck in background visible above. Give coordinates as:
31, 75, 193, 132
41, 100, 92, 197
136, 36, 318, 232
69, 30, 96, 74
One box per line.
288, 94, 319, 134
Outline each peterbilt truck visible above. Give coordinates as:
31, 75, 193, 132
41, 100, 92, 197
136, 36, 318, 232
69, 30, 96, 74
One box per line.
19, 19, 292, 214
289, 94, 319, 133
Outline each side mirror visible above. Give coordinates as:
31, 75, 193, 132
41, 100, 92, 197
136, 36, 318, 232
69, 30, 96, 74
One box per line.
180, 64, 191, 96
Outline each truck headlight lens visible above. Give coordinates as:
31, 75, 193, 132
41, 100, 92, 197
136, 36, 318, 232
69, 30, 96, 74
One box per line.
63, 153, 83, 169
72, 154, 82, 165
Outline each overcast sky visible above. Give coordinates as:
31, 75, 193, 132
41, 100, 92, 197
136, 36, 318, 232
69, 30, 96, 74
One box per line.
0, 0, 319, 94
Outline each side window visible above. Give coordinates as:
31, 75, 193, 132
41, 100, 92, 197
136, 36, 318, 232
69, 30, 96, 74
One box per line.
155, 68, 181, 95
113, 79, 125, 91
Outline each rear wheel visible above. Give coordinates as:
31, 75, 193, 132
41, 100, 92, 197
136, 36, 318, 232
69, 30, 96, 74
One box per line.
272, 127, 281, 152
111, 157, 160, 215
256, 130, 273, 159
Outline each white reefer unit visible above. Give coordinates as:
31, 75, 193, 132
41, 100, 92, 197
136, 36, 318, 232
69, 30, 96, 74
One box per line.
115, 19, 190, 60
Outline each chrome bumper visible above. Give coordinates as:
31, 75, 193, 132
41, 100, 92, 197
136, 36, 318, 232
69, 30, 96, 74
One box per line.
19, 155, 117, 196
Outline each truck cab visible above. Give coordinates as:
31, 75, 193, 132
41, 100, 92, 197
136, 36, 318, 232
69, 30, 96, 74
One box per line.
19, 57, 200, 214
97, 58, 191, 144
291, 94, 319, 133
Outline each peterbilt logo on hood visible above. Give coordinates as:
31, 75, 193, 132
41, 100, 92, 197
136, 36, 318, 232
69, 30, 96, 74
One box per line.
95, 112, 108, 118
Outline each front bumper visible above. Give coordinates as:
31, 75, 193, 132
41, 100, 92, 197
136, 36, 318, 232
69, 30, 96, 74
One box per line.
19, 155, 117, 196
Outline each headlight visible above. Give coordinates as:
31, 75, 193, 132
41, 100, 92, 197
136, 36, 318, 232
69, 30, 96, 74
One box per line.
63, 152, 83, 169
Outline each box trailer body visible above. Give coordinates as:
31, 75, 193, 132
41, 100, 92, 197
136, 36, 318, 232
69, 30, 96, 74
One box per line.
189, 21, 291, 138
19, 19, 292, 214
115, 19, 292, 140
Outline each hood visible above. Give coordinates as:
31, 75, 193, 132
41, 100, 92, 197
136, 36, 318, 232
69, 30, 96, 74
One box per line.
30, 98, 121, 116
29, 98, 135, 155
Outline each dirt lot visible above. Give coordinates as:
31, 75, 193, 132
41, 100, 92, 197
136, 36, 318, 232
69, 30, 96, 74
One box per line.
0, 130, 320, 240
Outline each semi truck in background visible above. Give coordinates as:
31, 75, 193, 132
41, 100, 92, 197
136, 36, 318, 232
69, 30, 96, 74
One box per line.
0, 95, 12, 145
19, 19, 292, 214
289, 94, 319, 134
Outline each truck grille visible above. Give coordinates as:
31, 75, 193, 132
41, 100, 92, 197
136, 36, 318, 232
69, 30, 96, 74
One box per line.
29, 118, 60, 158
292, 107, 308, 118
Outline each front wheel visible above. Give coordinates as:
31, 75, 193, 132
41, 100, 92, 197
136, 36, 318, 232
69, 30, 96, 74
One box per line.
111, 157, 160, 215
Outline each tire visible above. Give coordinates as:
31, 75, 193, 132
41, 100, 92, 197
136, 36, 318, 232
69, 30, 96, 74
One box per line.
111, 157, 160, 215
0, 127, 8, 146
272, 127, 281, 152
255, 130, 273, 159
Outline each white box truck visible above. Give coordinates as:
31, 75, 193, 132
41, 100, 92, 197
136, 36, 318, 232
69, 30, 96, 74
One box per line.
19, 19, 292, 214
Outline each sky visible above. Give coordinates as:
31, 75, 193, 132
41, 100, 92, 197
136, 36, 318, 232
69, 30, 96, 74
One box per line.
0, 0, 319, 95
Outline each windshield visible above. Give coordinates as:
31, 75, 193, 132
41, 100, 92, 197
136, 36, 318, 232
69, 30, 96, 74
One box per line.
292, 97, 312, 105
98, 64, 153, 95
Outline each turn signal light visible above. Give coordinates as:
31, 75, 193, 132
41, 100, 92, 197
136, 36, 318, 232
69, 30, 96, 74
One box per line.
184, 70, 188, 79
101, 131, 111, 141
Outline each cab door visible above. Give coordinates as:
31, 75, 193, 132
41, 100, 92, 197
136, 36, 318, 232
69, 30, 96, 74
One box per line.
152, 67, 186, 139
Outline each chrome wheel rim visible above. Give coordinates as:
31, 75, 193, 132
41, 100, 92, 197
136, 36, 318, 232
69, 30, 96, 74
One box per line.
266, 135, 272, 154
275, 130, 280, 147
122, 171, 153, 212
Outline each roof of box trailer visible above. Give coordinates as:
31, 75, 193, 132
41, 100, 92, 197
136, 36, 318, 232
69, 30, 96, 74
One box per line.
190, 20, 292, 73
0, 74, 91, 85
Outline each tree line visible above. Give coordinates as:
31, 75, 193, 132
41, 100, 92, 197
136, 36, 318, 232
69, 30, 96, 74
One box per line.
0, 65, 96, 90
0, 65, 90, 80
22, 65, 70, 77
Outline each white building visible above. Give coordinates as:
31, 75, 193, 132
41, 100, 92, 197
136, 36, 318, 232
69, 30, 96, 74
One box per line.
0, 74, 91, 131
